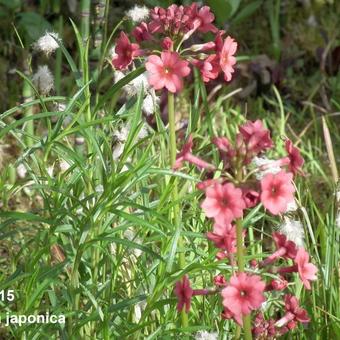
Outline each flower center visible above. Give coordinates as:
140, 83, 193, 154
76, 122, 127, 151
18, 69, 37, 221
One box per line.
164, 67, 171, 74
221, 198, 228, 206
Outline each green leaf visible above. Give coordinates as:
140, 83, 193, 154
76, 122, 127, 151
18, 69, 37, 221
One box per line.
231, 0, 263, 25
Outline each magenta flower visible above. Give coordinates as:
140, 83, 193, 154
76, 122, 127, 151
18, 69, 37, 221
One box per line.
266, 276, 288, 291
145, 51, 190, 93
260, 171, 295, 215
260, 232, 298, 267
239, 120, 273, 155
252, 313, 277, 338
174, 135, 215, 170
219, 36, 237, 81
213, 275, 227, 287
112, 32, 142, 70
242, 188, 260, 208
295, 248, 318, 290
174, 275, 193, 313
201, 182, 246, 225
285, 139, 305, 175
221, 273, 266, 319
276, 295, 310, 328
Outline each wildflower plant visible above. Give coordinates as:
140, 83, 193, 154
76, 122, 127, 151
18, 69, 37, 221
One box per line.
173, 119, 317, 338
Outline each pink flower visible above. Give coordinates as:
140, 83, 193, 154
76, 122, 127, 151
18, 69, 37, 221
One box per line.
242, 188, 260, 208
285, 139, 304, 175
192, 5, 218, 33
222, 306, 243, 325
219, 36, 237, 81
145, 51, 190, 93
295, 248, 318, 290
206, 223, 237, 254
132, 22, 152, 43
173, 135, 215, 170
221, 273, 266, 319
276, 295, 310, 328
260, 171, 295, 215
239, 120, 273, 155
201, 182, 246, 225
196, 179, 220, 191
266, 276, 288, 291
174, 275, 193, 313
112, 32, 142, 70
161, 37, 173, 50
260, 232, 298, 267
214, 275, 227, 287
252, 313, 277, 338
193, 55, 220, 82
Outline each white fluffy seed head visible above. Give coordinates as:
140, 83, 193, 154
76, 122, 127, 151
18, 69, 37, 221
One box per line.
279, 217, 305, 248
124, 73, 150, 96
112, 142, 124, 160
142, 93, 159, 116
16, 163, 27, 179
34, 32, 60, 55
336, 213, 340, 229
252, 156, 281, 180
32, 65, 54, 95
59, 160, 71, 173
285, 200, 298, 213
195, 331, 218, 340
126, 5, 149, 23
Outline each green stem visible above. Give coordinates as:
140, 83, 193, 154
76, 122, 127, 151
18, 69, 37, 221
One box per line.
168, 92, 188, 328
235, 167, 252, 339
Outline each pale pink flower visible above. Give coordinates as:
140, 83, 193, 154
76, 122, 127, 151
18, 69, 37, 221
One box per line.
221, 273, 266, 319
174, 275, 193, 313
260, 171, 295, 215
112, 32, 142, 70
201, 182, 246, 225
206, 223, 237, 254
295, 248, 318, 290
145, 51, 190, 93
219, 36, 237, 81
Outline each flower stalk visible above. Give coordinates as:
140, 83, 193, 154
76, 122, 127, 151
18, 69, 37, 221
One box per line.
168, 92, 188, 328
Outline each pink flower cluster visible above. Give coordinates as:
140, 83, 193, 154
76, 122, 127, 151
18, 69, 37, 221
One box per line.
173, 119, 317, 336
112, 3, 238, 93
